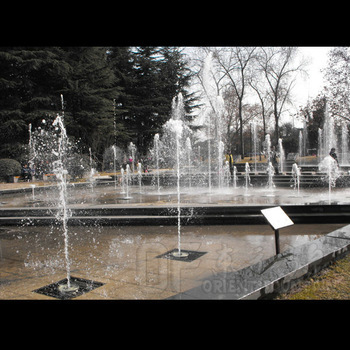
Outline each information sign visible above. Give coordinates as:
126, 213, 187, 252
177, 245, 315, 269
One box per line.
261, 206, 294, 230
261, 206, 294, 255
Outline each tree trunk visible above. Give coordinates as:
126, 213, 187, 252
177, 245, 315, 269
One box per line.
238, 99, 244, 156
274, 110, 280, 147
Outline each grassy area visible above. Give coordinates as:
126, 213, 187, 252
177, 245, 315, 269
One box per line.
276, 253, 350, 300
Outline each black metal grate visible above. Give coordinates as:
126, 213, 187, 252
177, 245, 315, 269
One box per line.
32, 276, 105, 300
156, 249, 207, 262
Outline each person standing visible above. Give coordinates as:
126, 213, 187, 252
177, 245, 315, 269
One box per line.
271, 146, 279, 175
225, 151, 234, 176
329, 148, 339, 166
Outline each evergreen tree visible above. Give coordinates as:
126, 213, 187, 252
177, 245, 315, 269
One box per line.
108, 46, 196, 154
0, 47, 70, 160
157, 47, 198, 119
59, 47, 120, 163
129, 46, 164, 151
0, 46, 196, 166
106, 46, 135, 147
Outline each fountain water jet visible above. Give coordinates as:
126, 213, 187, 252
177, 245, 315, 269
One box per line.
30, 184, 36, 201
223, 160, 230, 187
318, 155, 340, 204
137, 162, 143, 193
244, 162, 251, 193
278, 138, 285, 174
154, 133, 161, 193
52, 114, 78, 293
266, 162, 275, 192
112, 145, 117, 189
186, 137, 192, 189
164, 93, 189, 258
120, 167, 125, 194
119, 165, 132, 200
87, 148, 97, 192
196, 53, 226, 192
265, 134, 272, 164
233, 166, 238, 189
318, 103, 337, 162
252, 122, 258, 173
341, 121, 349, 165
292, 163, 301, 195
128, 142, 136, 174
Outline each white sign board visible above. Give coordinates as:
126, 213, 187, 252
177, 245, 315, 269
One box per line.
261, 206, 294, 230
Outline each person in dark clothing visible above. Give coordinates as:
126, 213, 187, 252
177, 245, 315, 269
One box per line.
226, 151, 234, 176
271, 146, 279, 174
21, 164, 32, 181
329, 148, 339, 165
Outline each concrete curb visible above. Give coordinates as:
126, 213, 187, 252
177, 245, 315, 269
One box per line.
168, 224, 350, 299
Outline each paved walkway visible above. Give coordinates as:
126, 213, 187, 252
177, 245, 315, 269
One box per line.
0, 223, 345, 299
1, 181, 349, 299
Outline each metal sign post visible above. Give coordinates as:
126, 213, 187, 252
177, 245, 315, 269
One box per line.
274, 229, 280, 254
261, 206, 294, 255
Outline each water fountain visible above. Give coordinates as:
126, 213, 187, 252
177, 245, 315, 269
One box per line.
252, 122, 258, 173
137, 162, 143, 193
22, 97, 105, 299
292, 163, 301, 195
153, 133, 161, 193
266, 162, 275, 192
263, 134, 275, 191
278, 138, 285, 174
244, 162, 251, 192
88, 148, 97, 192
128, 142, 137, 174
341, 121, 349, 165
28, 123, 37, 169
111, 145, 118, 189
120, 167, 125, 194
318, 127, 323, 160
233, 166, 238, 189
3, 56, 350, 300
265, 134, 272, 164
316, 102, 350, 167
29, 184, 36, 203
298, 124, 307, 164
318, 155, 340, 203
52, 114, 78, 293
30, 184, 36, 201
186, 137, 192, 189
194, 52, 226, 191
119, 164, 132, 200
162, 93, 189, 258
223, 160, 230, 187
318, 103, 336, 162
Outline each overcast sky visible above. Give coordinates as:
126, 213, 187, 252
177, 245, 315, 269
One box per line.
293, 46, 332, 107
184, 46, 334, 126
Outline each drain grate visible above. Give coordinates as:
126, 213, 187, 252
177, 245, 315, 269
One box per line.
156, 249, 207, 262
32, 276, 104, 300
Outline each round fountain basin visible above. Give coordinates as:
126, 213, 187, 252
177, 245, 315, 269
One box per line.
1, 183, 350, 209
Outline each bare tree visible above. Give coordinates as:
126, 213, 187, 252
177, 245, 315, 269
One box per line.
222, 86, 261, 154
211, 47, 257, 156
324, 47, 350, 123
249, 79, 272, 137
186, 46, 306, 156
257, 47, 306, 146
186, 47, 227, 102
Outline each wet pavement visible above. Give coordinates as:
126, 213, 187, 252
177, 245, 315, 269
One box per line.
2, 183, 350, 209
0, 181, 348, 299
0, 223, 345, 299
